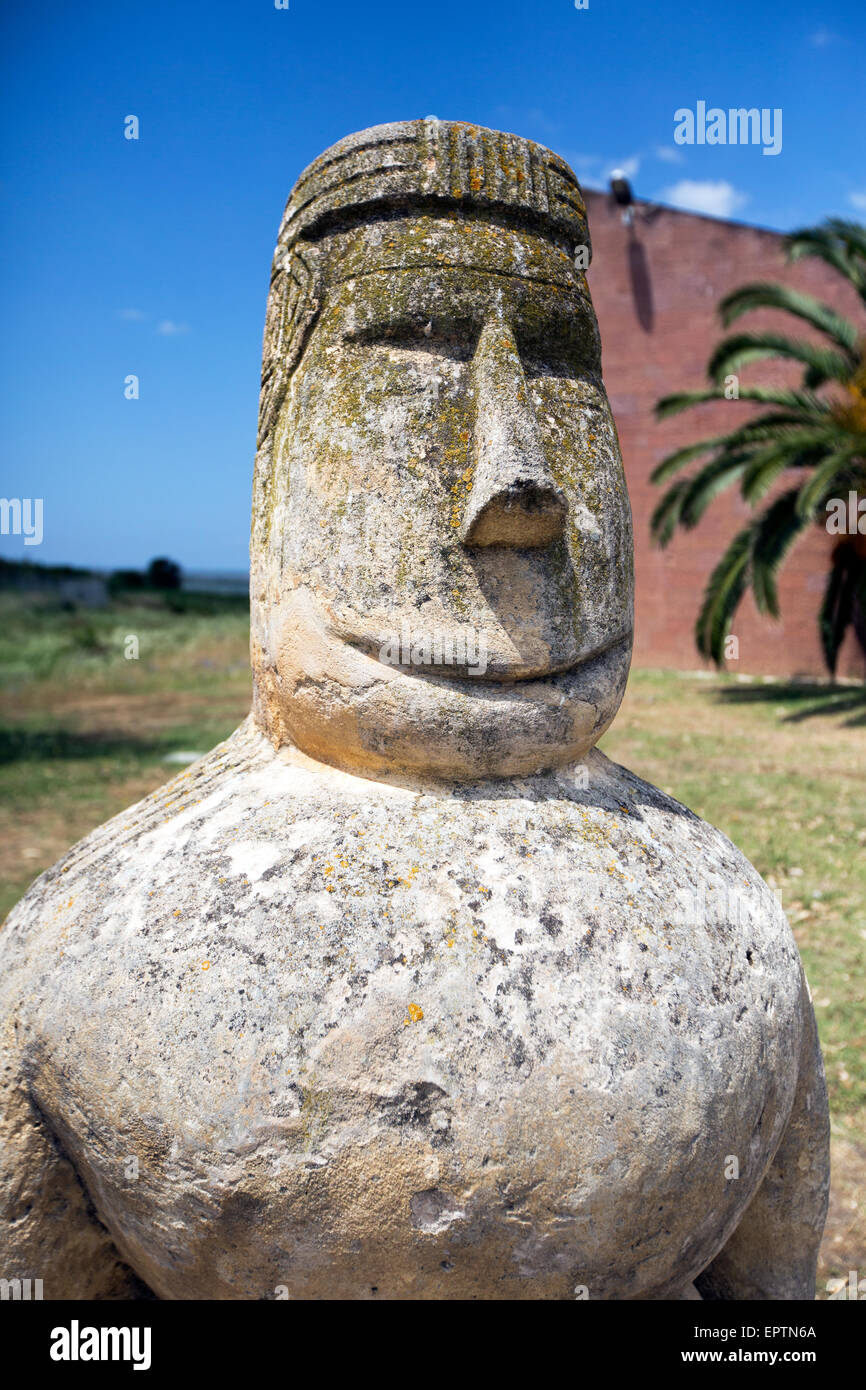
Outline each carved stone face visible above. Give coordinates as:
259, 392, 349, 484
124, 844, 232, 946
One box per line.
252, 211, 634, 780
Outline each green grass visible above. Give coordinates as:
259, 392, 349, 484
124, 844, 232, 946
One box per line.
0, 591, 251, 916
0, 588, 250, 688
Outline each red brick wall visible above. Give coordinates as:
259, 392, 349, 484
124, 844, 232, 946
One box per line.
585, 190, 866, 679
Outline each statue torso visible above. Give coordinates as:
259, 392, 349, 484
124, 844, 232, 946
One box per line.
1, 721, 803, 1299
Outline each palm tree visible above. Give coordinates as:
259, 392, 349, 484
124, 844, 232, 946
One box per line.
651, 218, 866, 674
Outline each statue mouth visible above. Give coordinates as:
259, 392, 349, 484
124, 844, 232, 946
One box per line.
269, 591, 633, 779
342, 629, 632, 685
277, 590, 632, 703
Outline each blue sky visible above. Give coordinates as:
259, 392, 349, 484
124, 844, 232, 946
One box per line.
1, 0, 863, 572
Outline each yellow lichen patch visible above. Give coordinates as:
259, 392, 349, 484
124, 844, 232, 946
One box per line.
404, 1002, 424, 1025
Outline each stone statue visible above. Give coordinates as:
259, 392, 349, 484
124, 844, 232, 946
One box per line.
0, 121, 828, 1300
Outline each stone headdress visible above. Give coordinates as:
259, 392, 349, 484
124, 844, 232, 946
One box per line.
256, 118, 591, 449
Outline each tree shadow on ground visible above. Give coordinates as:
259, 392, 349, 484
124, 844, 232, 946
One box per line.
712, 682, 866, 727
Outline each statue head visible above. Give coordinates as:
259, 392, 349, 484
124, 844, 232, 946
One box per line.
250, 120, 633, 780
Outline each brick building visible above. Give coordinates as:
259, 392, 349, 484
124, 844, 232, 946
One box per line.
584, 189, 866, 679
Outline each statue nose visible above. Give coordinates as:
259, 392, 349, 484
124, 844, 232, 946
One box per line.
461, 318, 567, 549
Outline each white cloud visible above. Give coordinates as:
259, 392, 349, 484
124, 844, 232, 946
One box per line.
119, 309, 191, 333
654, 145, 684, 165
607, 155, 640, 180
848, 191, 866, 212
661, 179, 748, 219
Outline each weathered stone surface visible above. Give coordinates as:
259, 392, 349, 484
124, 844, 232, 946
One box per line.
0, 724, 828, 1299
250, 121, 631, 781
0, 121, 828, 1299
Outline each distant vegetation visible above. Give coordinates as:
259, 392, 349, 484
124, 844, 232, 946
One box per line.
1, 554, 186, 594
0, 556, 100, 586
108, 555, 183, 594
0, 559, 249, 688
0, 556, 249, 619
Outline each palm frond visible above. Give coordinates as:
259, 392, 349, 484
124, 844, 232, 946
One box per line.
707, 332, 854, 388
787, 221, 866, 303
649, 435, 739, 485
721, 418, 837, 449
695, 525, 752, 663
739, 433, 845, 505
655, 386, 829, 419
650, 479, 690, 548
739, 450, 792, 506
649, 415, 828, 486
795, 443, 865, 518
718, 282, 859, 355
818, 542, 866, 674
749, 489, 808, 618
678, 453, 751, 528
805, 219, 866, 261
